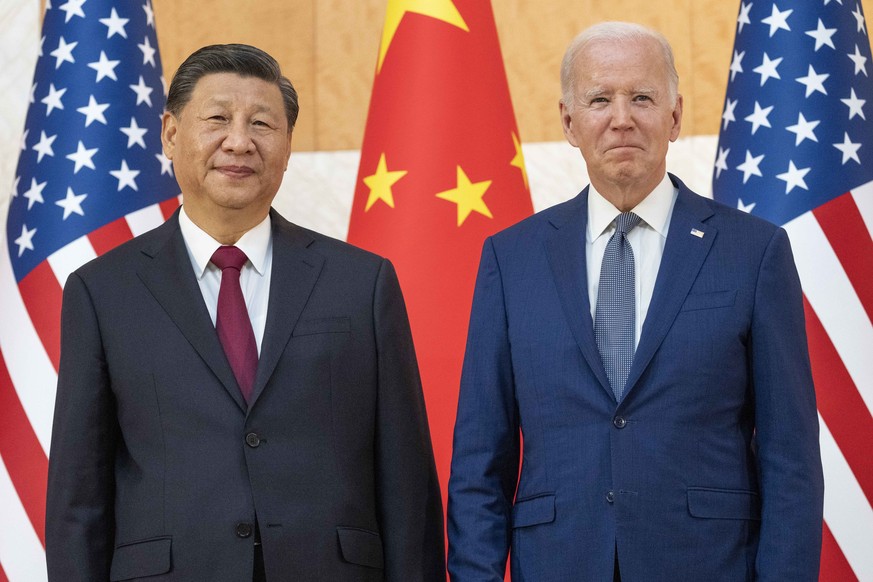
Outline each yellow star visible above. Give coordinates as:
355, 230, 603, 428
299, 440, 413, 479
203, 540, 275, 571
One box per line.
436, 166, 493, 227
363, 153, 408, 211
510, 131, 529, 190
378, 0, 469, 72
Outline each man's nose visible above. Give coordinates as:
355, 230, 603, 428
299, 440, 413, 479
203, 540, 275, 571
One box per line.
610, 99, 634, 129
222, 121, 255, 152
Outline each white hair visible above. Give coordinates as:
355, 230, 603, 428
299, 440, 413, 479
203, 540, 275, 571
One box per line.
560, 21, 679, 110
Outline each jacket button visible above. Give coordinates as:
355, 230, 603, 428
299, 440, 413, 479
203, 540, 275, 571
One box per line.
236, 522, 253, 538
606, 490, 615, 503
613, 416, 627, 429
245, 432, 261, 447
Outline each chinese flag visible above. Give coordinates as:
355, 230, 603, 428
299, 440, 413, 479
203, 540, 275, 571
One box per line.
347, 0, 533, 523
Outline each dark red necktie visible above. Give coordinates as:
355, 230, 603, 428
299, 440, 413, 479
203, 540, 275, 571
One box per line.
211, 246, 258, 403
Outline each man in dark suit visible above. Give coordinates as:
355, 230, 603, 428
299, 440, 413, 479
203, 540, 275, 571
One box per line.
447, 22, 823, 581
46, 44, 445, 582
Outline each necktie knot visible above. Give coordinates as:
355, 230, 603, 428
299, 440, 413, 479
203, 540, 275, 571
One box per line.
211, 245, 248, 272
615, 212, 642, 236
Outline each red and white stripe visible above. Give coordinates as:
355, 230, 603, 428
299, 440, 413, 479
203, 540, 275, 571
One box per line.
0, 197, 179, 581
784, 183, 873, 581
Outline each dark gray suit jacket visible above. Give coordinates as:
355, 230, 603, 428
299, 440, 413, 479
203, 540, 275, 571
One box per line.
46, 208, 445, 581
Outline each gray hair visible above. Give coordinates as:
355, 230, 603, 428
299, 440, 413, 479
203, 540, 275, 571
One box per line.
166, 43, 299, 131
560, 21, 679, 110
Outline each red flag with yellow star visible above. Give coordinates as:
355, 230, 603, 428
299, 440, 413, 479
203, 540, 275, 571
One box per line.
347, 0, 533, 526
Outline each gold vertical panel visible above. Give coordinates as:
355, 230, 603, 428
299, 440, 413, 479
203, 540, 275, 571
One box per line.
313, 1, 383, 151
689, 0, 740, 137
492, 1, 585, 144
152, 0, 317, 151
149, 0, 873, 151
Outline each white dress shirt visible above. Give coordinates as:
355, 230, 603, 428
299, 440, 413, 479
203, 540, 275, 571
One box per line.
586, 173, 678, 348
178, 207, 273, 355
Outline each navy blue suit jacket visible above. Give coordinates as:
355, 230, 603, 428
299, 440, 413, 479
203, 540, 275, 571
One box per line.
447, 175, 823, 581
46, 209, 445, 581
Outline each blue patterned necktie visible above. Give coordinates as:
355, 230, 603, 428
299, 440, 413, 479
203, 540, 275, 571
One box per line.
594, 212, 642, 401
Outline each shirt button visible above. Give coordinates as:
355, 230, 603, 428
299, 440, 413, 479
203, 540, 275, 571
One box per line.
236, 522, 253, 538
606, 490, 616, 503
613, 416, 627, 429
245, 432, 261, 448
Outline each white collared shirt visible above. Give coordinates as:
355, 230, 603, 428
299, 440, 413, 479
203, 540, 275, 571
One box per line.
586, 173, 678, 348
178, 207, 273, 355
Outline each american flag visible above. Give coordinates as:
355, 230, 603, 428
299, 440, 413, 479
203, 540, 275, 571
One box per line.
0, 1, 179, 579
713, 1, 873, 579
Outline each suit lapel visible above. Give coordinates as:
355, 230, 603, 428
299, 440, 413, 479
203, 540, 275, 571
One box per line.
248, 210, 324, 407
136, 212, 247, 412
623, 176, 717, 399
545, 190, 614, 399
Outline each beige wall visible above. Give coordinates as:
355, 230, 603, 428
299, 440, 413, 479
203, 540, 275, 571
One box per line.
152, 0, 873, 152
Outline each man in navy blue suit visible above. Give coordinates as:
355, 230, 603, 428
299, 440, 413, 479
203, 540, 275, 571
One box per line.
447, 22, 823, 581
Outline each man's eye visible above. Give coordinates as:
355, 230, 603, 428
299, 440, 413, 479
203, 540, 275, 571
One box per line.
209, 115, 227, 121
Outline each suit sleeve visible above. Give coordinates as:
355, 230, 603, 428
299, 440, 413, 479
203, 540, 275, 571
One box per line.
46, 272, 117, 581
750, 228, 824, 581
447, 237, 520, 581
372, 259, 446, 582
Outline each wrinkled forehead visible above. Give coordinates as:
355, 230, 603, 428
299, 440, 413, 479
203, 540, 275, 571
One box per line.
575, 38, 671, 89
578, 36, 666, 69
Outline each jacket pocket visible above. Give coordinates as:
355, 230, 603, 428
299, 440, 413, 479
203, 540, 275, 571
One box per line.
687, 487, 761, 520
110, 536, 172, 581
293, 316, 351, 336
336, 527, 384, 569
680, 290, 737, 312
512, 493, 556, 528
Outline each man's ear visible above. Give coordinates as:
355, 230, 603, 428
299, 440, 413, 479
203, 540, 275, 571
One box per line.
559, 100, 578, 147
669, 94, 684, 143
161, 112, 178, 159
